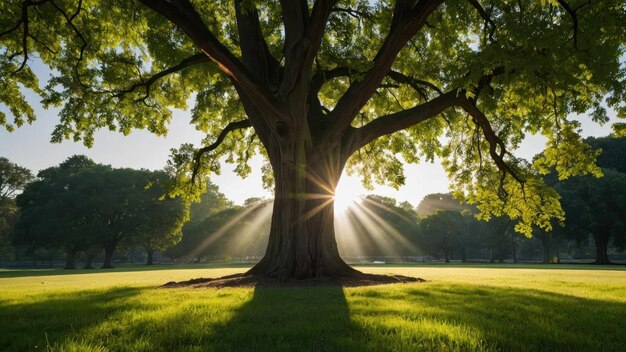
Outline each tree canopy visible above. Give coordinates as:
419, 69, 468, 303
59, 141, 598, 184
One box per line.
0, 157, 33, 204
2, 0, 625, 278
14, 155, 187, 268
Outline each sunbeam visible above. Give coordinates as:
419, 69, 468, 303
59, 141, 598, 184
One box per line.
186, 203, 264, 260
223, 202, 273, 256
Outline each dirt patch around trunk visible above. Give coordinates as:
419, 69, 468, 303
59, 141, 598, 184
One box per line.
162, 273, 426, 289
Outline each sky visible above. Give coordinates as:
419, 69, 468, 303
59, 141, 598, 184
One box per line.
0, 66, 616, 207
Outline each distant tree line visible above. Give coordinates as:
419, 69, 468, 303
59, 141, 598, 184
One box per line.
0, 136, 625, 267
2, 155, 187, 268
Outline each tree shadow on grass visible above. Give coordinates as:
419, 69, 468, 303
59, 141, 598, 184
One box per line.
346, 284, 626, 351
3, 282, 624, 351
117, 285, 366, 351
207, 285, 364, 351
0, 287, 142, 351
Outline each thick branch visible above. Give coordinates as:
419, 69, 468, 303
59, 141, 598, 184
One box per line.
460, 99, 524, 186
345, 90, 460, 155
191, 120, 253, 184
326, 0, 444, 143
234, 0, 280, 87
113, 53, 209, 101
139, 0, 286, 124
279, 0, 337, 99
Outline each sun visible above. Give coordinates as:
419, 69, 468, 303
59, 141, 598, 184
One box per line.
333, 176, 364, 213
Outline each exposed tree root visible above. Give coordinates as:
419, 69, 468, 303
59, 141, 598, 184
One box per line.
162, 273, 425, 289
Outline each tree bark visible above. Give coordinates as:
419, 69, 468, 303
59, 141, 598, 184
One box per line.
247, 144, 359, 280
592, 233, 611, 265
541, 235, 551, 264
511, 233, 518, 263
102, 242, 117, 268
84, 252, 95, 269
146, 247, 154, 265
64, 248, 76, 270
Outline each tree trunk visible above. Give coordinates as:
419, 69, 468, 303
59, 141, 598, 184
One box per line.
592, 233, 611, 265
102, 242, 116, 268
542, 235, 551, 264
146, 247, 154, 265
511, 234, 518, 263
248, 144, 359, 280
64, 249, 76, 269
84, 252, 95, 269
461, 248, 466, 262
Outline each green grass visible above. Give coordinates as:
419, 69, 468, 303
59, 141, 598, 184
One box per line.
1, 264, 625, 351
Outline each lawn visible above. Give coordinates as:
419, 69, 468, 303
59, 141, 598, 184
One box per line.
1, 264, 625, 351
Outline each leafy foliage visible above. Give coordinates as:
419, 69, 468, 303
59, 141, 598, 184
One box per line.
2, 0, 625, 238
13, 155, 187, 265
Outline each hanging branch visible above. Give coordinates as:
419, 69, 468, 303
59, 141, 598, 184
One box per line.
191, 120, 253, 184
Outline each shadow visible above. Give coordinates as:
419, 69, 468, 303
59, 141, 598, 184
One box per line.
0, 287, 142, 351
345, 284, 626, 351
207, 286, 364, 351
3, 279, 625, 351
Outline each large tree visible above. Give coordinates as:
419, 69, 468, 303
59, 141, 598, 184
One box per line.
2, 1, 625, 279
14, 155, 103, 269
554, 168, 626, 264
129, 170, 188, 265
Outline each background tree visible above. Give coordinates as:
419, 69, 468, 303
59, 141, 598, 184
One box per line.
14, 156, 187, 268
419, 210, 467, 262
415, 193, 472, 217
586, 136, 626, 173
14, 155, 103, 269
0, 198, 19, 261
129, 171, 188, 265
554, 169, 626, 264
0, 157, 32, 261
2, 1, 625, 279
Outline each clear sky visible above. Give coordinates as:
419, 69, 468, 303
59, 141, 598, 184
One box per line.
0, 67, 615, 206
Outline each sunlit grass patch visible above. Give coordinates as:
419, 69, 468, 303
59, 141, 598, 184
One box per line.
1, 264, 625, 351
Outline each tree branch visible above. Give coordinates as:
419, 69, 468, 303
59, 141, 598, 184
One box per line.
326, 0, 444, 144
345, 89, 460, 155
191, 120, 253, 184
459, 99, 525, 190
139, 0, 286, 124
331, 7, 372, 19
112, 53, 209, 101
556, 0, 589, 50
234, 0, 280, 88
387, 70, 443, 98
0, 0, 51, 74
279, 0, 338, 99
467, 0, 496, 43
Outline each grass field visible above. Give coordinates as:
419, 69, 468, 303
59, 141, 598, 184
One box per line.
1, 264, 625, 351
